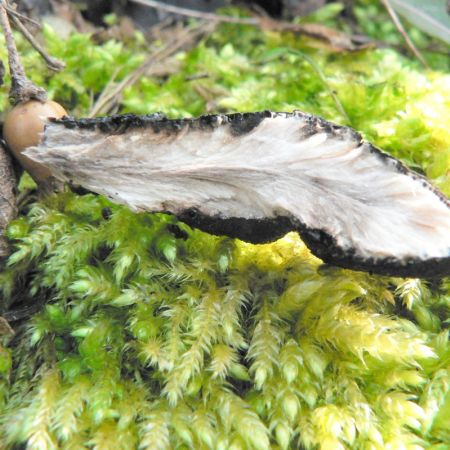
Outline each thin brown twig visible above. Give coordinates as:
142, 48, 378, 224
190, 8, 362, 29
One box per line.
145, 16, 176, 41
130, 0, 258, 25
130, 0, 366, 51
9, 13, 65, 71
185, 72, 209, 81
380, 0, 429, 68
89, 22, 214, 117
0, 142, 17, 261
0, 316, 14, 335
5, 4, 40, 27
0, 0, 46, 103
88, 66, 120, 114
2, 300, 46, 322
89, 45, 176, 117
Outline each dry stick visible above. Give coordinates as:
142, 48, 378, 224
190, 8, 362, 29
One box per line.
0, 143, 17, 260
130, 0, 257, 25
89, 67, 121, 115
5, 4, 40, 27
89, 23, 214, 117
2, 302, 45, 322
9, 13, 65, 72
0, 0, 46, 103
88, 44, 177, 116
0, 316, 14, 335
380, 0, 429, 68
0, 13, 16, 263
129, 0, 362, 50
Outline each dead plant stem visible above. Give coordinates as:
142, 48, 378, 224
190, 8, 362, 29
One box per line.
89, 23, 214, 116
130, 0, 257, 25
129, 0, 366, 51
380, 0, 429, 68
0, 0, 46, 103
9, 12, 65, 71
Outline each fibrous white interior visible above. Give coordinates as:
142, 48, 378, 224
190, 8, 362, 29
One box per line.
26, 112, 450, 263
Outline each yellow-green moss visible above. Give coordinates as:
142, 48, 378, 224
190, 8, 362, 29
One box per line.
0, 3, 449, 449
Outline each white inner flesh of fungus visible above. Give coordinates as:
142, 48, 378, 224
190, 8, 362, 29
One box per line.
26, 114, 450, 262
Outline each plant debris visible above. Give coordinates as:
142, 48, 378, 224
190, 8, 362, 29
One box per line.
0, 141, 17, 260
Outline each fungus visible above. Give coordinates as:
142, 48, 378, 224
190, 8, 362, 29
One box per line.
25, 110, 450, 277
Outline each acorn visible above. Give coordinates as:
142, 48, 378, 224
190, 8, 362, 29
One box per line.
2, 100, 67, 183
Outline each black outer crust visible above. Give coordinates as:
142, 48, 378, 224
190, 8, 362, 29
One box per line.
176, 208, 294, 244
178, 209, 450, 278
298, 224, 450, 278
49, 111, 450, 277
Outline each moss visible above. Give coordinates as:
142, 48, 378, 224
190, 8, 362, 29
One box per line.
0, 2, 449, 449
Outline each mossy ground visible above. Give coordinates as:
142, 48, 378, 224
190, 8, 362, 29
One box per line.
0, 3, 449, 449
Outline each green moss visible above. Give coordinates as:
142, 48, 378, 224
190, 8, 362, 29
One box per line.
0, 3, 449, 449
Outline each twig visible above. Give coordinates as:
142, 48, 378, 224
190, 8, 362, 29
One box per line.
380, 0, 429, 68
88, 67, 120, 114
4, 4, 40, 27
0, 316, 14, 335
185, 72, 209, 81
0, 58, 4, 85
9, 13, 65, 72
130, 0, 257, 25
0, 0, 46, 103
0, 141, 17, 260
2, 301, 45, 322
130, 0, 367, 51
0, 50, 15, 261
89, 22, 214, 117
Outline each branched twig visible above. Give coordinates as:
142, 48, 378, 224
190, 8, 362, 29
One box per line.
380, 0, 429, 68
4, 4, 40, 27
9, 13, 65, 72
89, 22, 214, 116
0, 0, 46, 103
